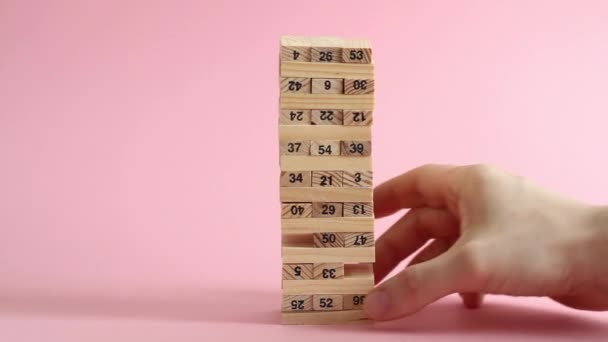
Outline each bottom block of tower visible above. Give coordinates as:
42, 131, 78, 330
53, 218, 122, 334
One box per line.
281, 310, 369, 325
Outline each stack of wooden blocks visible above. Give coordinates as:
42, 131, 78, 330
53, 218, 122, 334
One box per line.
278, 36, 375, 325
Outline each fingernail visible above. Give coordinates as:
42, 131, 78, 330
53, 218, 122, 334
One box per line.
364, 289, 391, 320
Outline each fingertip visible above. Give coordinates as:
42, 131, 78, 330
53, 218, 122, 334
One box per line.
364, 288, 392, 321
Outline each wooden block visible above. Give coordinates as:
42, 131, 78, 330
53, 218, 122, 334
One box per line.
280, 61, 374, 78
280, 77, 311, 94
282, 295, 313, 312
342, 170, 373, 187
343, 232, 375, 247
341, 140, 371, 156
282, 263, 313, 280
343, 295, 367, 310
342, 39, 372, 64
344, 79, 374, 95
279, 109, 312, 125
344, 110, 373, 126
281, 310, 369, 325
280, 93, 374, 110
281, 246, 375, 263
313, 263, 345, 280
312, 78, 344, 94
313, 233, 344, 248
311, 171, 342, 187
281, 203, 312, 219
281, 217, 374, 234
279, 125, 369, 141
311, 110, 343, 125
280, 156, 372, 171
280, 171, 312, 187
280, 187, 373, 202
279, 140, 310, 156
311, 140, 341, 156
282, 277, 373, 295
280, 36, 312, 62
311, 37, 343, 63
312, 202, 343, 218
313, 294, 343, 311
343, 203, 373, 217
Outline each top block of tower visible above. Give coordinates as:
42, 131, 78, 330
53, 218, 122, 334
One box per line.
280, 36, 373, 64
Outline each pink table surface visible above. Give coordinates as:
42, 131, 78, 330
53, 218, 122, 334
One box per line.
1, 0, 608, 341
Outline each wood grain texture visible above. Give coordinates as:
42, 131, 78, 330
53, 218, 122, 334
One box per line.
282, 278, 373, 295
280, 77, 311, 93
311, 78, 344, 94
311, 140, 341, 156
311, 37, 343, 63
281, 309, 369, 325
343, 203, 373, 217
343, 110, 373, 126
279, 109, 311, 125
282, 263, 313, 280
280, 61, 374, 78
281, 203, 312, 219
342, 170, 373, 187
281, 217, 374, 233
280, 93, 374, 110
311, 171, 342, 187
280, 156, 372, 171
313, 263, 345, 280
311, 109, 343, 125
342, 38, 372, 64
313, 294, 343, 311
279, 140, 310, 156
280, 171, 312, 187
341, 140, 371, 156
281, 246, 375, 263
279, 126, 370, 141
280, 36, 312, 62
312, 202, 343, 218
282, 295, 313, 312
344, 79, 374, 95
280, 187, 372, 202
313, 233, 344, 248
343, 232, 375, 247
343, 295, 367, 310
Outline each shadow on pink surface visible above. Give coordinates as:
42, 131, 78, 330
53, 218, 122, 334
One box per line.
0, 288, 606, 336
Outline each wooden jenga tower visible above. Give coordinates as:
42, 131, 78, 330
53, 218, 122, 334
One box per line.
278, 36, 375, 325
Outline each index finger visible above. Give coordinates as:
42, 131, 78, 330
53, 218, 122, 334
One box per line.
373, 164, 464, 218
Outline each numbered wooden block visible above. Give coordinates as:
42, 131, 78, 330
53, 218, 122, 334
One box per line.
280, 140, 310, 156
311, 110, 343, 125
341, 140, 371, 156
280, 109, 312, 125
342, 39, 372, 64
280, 77, 311, 93
281, 171, 312, 187
313, 294, 343, 311
344, 79, 374, 95
311, 78, 344, 94
343, 294, 367, 310
312, 202, 343, 218
283, 295, 313, 312
313, 263, 345, 280
344, 110, 373, 126
311, 171, 342, 187
343, 232, 374, 247
282, 263, 313, 280
280, 36, 312, 62
313, 232, 345, 248
311, 140, 341, 156
342, 171, 373, 187
282, 203, 313, 219
311, 37, 343, 63
343, 203, 373, 217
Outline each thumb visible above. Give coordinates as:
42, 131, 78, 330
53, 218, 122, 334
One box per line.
364, 250, 464, 321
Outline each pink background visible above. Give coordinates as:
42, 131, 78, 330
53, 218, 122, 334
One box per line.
1, 0, 608, 340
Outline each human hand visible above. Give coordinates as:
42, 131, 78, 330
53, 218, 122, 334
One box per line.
364, 164, 608, 321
